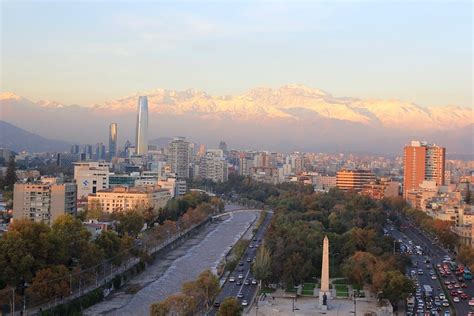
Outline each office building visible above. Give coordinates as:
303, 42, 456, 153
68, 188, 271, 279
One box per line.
95, 143, 106, 161
336, 169, 376, 191
13, 178, 77, 225
83, 144, 93, 160
168, 137, 192, 179
109, 123, 118, 160
403, 141, 446, 198
360, 178, 400, 200
70, 144, 80, 155
74, 162, 111, 198
88, 186, 170, 213
136, 96, 148, 156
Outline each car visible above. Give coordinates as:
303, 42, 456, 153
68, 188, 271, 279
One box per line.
241, 299, 248, 306
457, 289, 463, 294
453, 297, 460, 303
238, 261, 244, 266
447, 285, 453, 289
236, 280, 242, 285
238, 267, 244, 272
431, 275, 437, 280
429, 271, 435, 275
443, 311, 450, 316
444, 281, 450, 285
442, 300, 449, 307
418, 269, 424, 275
454, 283, 460, 288
244, 280, 250, 285
439, 294, 445, 300
461, 283, 467, 288
238, 274, 244, 279
450, 290, 457, 296
468, 312, 474, 316
460, 293, 468, 299
469, 298, 474, 306
249, 244, 253, 248
246, 258, 252, 262
213, 301, 221, 307
237, 292, 244, 298
229, 277, 235, 282
251, 279, 257, 285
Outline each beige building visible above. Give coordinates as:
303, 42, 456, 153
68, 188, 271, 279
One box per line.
13, 178, 77, 225
88, 186, 171, 213
74, 162, 111, 198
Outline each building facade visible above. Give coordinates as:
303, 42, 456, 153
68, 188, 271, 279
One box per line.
336, 169, 376, 191
403, 140, 445, 198
87, 186, 170, 212
168, 137, 192, 179
136, 96, 148, 156
109, 123, 118, 160
199, 154, 228, 182
74, 162, 111, 198
13, 178, 77, 225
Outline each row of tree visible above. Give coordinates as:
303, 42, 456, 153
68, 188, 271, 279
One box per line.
214, 176, 415, 306
0, 192, 219, 306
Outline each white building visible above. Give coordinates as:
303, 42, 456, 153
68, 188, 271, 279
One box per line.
74, 162, 111, 198
199, 153, 228, 182
167, 137, 192, 179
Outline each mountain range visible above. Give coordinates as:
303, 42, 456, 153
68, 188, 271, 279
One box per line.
0, 85, 472, 154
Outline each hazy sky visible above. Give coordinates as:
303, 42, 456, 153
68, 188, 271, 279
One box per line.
1, 1, 472, 107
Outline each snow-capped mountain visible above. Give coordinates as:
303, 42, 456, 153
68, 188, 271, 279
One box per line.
0, 85, 472, 154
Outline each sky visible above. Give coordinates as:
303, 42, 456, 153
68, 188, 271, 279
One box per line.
1, 0, 472, 108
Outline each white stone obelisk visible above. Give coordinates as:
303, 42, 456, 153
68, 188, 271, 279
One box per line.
319, 235, 331, 310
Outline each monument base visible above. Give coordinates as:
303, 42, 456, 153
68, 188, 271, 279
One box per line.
319, 290, 331, 309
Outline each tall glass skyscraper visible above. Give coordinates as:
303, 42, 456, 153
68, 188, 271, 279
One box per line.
109, 123, 117, 160
135, 96, 148, 155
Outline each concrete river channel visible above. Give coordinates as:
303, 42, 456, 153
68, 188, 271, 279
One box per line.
83, 210, 259, 316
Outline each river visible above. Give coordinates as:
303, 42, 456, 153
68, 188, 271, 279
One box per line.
83, 210, 258, 315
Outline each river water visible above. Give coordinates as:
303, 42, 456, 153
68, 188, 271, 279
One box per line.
84, 211, 258, 315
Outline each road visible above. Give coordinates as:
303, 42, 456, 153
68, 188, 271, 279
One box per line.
209, 211, 273, 315
389, 220, 474, 316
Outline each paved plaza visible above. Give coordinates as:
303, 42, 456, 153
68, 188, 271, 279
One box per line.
248, 289, 395, 316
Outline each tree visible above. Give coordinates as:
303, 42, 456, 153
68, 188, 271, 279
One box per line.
380, 270, 414, 305
217, 297, 241, 316
0, 219, 51, 285
5, 154, 17, 190
94, 231, 122, 264
182, 270, 219, 310
195, 270, 220, 309
27, 265, 70, 300
115, 210, 145, 237
252, 245, 271, 285
343, 252, 377, 290
150, 293, 196, 316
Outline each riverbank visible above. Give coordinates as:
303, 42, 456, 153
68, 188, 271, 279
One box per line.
83, 211, 258, 316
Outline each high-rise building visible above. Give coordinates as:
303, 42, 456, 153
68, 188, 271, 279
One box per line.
13, 178, 77, 225
168, 137, 192, 179
109, 123, 118, 160
136, 96, 148, 156
70, 144, 80, 155
403, 140, 445, 198
95, 143, 106, 160
83, 144, 93, 160
336, 169, 376, 191
199, 153, 228, 182
218, 141, 228, 153
74, 162, 111, 198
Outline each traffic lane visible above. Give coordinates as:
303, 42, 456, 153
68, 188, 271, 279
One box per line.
210, 215, 272, 313
401, 225, 472, 315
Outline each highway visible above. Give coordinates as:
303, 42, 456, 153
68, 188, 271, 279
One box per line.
389, 220, 474, 316
209, 211, 273, 315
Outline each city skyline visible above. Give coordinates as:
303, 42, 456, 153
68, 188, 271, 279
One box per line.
1, 1, 472, 108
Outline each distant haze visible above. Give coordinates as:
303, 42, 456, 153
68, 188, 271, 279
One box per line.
0, 85, 472, 155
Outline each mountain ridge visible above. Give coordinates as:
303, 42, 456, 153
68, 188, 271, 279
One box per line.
1, 85, 471, 131
0, 85, 472, 154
